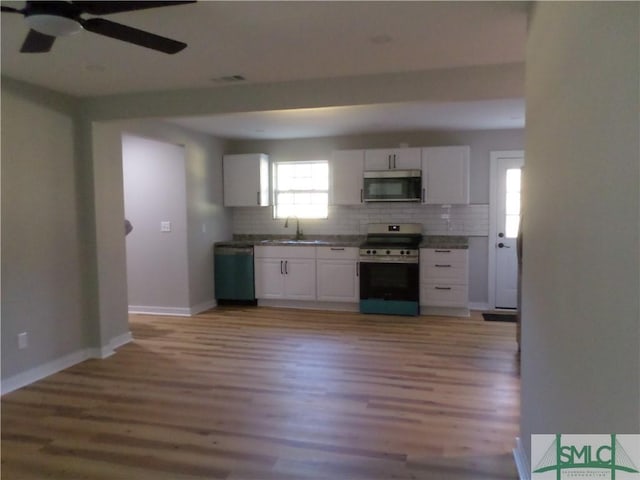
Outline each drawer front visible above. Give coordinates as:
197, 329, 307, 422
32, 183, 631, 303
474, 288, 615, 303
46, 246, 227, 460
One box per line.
420, 248, 468, 264
254, 246, 316, 259
316, 246, 358, 260
421, 263, 467, 284
420, 284, 468, 307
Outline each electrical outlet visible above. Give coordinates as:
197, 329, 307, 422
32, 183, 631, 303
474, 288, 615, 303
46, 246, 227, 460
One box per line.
160, 221, 171, 232
18, 332, 28, 350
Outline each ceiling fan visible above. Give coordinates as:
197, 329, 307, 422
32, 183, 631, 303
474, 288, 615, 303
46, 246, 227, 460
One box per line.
1, 1, 195, 54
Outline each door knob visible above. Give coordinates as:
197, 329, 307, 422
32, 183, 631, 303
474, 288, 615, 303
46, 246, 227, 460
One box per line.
498, 232, 505, 238
498, 242, 511, 248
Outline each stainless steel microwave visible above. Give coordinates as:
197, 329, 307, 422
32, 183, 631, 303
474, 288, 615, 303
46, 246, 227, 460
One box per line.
363, 170, 422, 202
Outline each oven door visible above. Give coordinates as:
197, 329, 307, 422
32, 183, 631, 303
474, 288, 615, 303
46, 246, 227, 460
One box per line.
359, 260, 419, 302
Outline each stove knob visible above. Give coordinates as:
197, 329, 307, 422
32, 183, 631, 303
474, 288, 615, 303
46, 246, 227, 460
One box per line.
400, 250, 404, 255
372, 250, 377, 254
366, 250, 371, 254
386, 250, 390, 254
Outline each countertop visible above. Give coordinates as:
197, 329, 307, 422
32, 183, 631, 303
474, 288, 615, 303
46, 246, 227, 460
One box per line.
215, 234, 468, 249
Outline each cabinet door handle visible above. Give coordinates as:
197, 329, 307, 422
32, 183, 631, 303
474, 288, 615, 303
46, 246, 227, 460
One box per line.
280, 260, 283, 275
257, 192, 260, 205
284, 260, 288, 275
330, 247, 345, 251
393, 154, 397, 169
435, 286, 452, 290
360, 188, 363, 203
388, 155, 391, 169
435, 249, 451, 253
435, 264, 452, 268
422, 188, 425, 202
356, 262, 359, 277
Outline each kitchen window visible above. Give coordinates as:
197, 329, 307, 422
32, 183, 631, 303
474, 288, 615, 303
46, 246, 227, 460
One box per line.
273, 161, 328, 219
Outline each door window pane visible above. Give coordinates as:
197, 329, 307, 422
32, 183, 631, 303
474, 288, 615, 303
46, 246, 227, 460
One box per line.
504, 168, 522, 238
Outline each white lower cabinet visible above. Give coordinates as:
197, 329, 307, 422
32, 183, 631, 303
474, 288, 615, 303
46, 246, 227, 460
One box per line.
316, 247, 359, 302
420, 248, 469, 308
254, 246, 316, 300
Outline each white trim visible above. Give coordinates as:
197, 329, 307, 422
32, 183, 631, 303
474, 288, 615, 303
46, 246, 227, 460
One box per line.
1, 331, 134, 395
469, 302, 491, 311
420, 306, 470, 317
91, 331, 133, 359
257, 299, 359, 312
128, 305, 192, 316
489, 150, 524, 310
189, 299, 217, 315
128, 301, 217, 317
1, 348, 90, 395
513, 436, 531, 480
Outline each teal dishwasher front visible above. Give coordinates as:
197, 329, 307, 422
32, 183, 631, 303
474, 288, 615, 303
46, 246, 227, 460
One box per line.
214, 244, 256, 303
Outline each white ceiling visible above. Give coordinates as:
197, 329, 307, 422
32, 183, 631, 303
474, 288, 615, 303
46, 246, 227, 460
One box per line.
168, 99, 526, 140
1, 1, 529, 139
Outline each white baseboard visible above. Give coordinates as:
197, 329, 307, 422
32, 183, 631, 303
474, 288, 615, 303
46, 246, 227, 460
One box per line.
128, 305, 192, 316
189, 299, 216, 315
128, 300, 217, 317
513, 436, 530, 480
257, 299, 359, 312
469, 302, 491, 311
420, 306, 470, 317
1, 348, 90, 395
1, 331, 134, 395
89, 331, 133, 359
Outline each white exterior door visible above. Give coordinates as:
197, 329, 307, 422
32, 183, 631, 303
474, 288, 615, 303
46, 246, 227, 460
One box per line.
490, 151, 524, 309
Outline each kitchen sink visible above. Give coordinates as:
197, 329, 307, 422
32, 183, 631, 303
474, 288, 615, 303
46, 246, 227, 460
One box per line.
259, 239, 331, 245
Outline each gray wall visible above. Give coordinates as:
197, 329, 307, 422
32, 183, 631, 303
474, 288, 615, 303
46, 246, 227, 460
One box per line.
1, 78, 232, 386
1, 82, 85, 379
227, 129, 524, 305
123, 135, 190, 311
97, 120, 231, 315
521, 0, 639, 462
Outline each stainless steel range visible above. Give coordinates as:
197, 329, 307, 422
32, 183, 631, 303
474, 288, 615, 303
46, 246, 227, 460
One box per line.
359, 223, 422, 316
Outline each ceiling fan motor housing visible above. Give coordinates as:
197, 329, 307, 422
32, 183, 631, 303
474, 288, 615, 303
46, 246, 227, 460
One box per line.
24, 1, 83, 37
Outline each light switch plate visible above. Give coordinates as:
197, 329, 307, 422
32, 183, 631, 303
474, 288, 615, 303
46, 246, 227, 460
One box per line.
160, 221, 171, 232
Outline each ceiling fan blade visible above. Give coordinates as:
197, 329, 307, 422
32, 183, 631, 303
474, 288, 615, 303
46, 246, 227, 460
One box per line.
1, 6, 23, 13
82, 17, 187, 54
72, 1, 195, 16
20, 29, 56, 53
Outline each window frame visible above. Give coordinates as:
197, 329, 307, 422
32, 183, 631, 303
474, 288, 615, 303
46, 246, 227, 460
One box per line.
272, 160, 329, 220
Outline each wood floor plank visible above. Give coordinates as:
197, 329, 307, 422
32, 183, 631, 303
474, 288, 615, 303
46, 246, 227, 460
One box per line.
1, 307, 520, 479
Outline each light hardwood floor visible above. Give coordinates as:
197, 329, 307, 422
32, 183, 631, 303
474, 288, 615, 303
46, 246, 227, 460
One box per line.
1, 307, 520, 479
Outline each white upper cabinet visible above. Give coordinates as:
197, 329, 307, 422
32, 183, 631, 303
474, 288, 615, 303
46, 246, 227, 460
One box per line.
223, 153, 270, 207
364, 148, 421, 170
421, 146, 470, 205
330, 150, 364, 205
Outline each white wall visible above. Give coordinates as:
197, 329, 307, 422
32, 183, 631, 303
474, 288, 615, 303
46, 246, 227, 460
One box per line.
521, 0, 639, 464
226, 129, 523, 305
123, 135, 190, 312
1, 82, 86, 381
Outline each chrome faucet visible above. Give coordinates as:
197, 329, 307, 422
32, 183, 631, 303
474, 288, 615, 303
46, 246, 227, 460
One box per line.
284, 216, 304, 240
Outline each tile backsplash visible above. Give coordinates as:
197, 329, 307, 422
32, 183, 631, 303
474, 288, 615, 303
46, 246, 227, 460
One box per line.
232, 203, 489, 236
